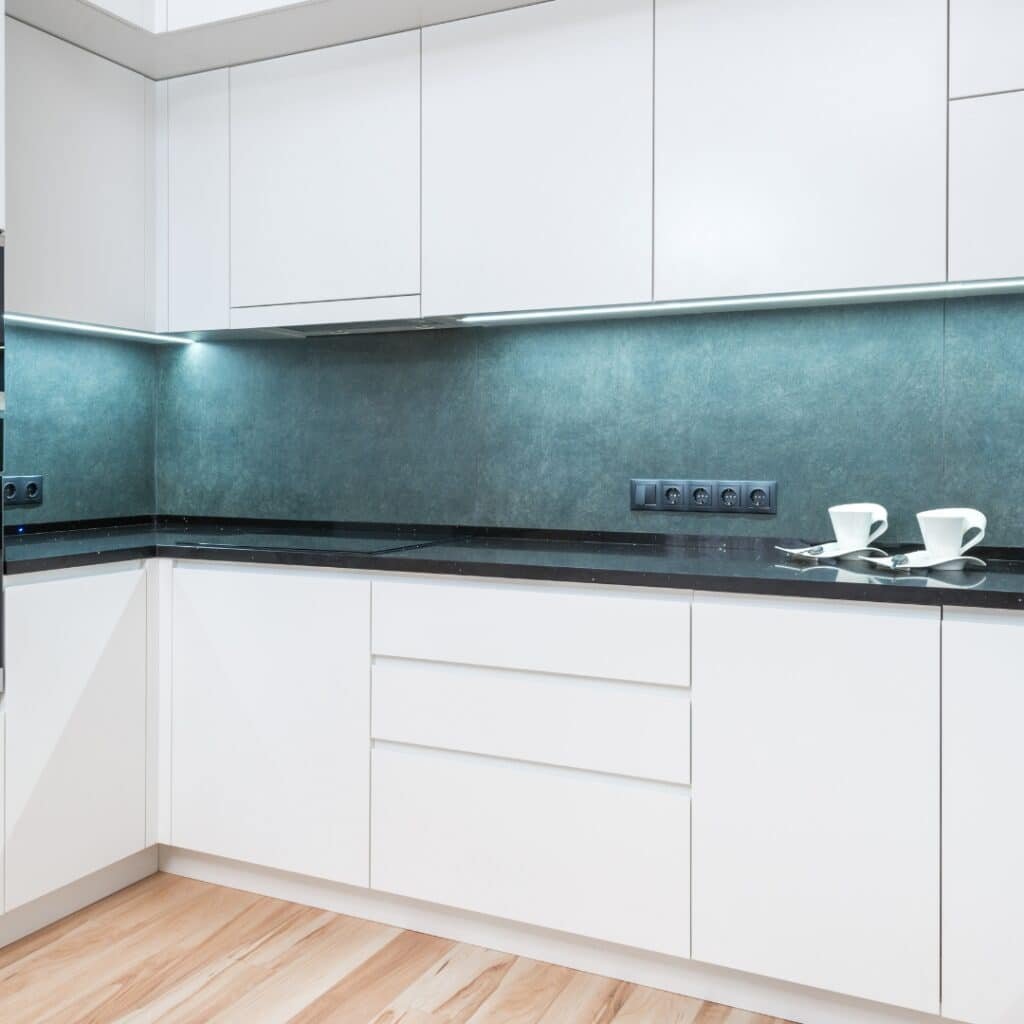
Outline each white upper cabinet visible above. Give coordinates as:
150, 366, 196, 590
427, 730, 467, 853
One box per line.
171, 565, 371, 886
691, 594, 940, 1014
949, 92, 1024, 283
4, 568, 148, 912
229, 31, 420, 326
654, 0, 947, 301
421, 0, 653, 317
167, 0, 307, 31
943, 609, 1024, 1024
6, 20, 150, 329
84, 0, 159, 30
168, 69, 230, 332
950, 0, 1024, 99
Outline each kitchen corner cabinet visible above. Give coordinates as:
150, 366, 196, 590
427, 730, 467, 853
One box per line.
170, 565, 371, 885
3, 567, 148, 912
168, 69, 230, 333
949, 92, 1024, 283
421, 0, 653, 318
654, 0, 947, 301
691, 594, 940, 1014
942, 609, 1024, 1024
229, 31, 420, 327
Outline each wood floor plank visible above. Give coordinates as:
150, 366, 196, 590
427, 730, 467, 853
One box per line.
0, 873, 184, 974
461, 957, 574, 1024
368, 942, 516, 1024
83, 890, 310, 1022
0, 878, 257, 1024
0, 875, 790, 1024
204, 913, 399, 1023
123, 905, 339, 1024
534, 971, 634, 1024
610, 985, 706, 1024
286, 929, 456, 1024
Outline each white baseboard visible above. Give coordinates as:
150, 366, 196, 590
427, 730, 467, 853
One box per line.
159, 846, 945, 1024
0, 847, 159, 950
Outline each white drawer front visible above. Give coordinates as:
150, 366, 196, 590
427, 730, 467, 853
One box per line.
373, 658, 689, 784
371, 743, 690, 957
372, 578, 690, 686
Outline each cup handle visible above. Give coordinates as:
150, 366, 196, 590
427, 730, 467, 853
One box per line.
867, 505, 889, 545
960, 509, 987, 554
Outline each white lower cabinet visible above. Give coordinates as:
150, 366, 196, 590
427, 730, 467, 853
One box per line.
691, 593, 940, 1014
170, 565, 370, 885
372, 743, 690, 957
943, 609, 1024, 1024
370, 577, 692, 957
4, 568, 148, 912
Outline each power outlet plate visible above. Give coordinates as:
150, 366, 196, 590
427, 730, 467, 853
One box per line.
3, 475, 44, 508
630, 478, 776, 515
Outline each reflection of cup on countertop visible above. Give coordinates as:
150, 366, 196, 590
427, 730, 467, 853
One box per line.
917, 508, 987, 560
828, 503, 888, 550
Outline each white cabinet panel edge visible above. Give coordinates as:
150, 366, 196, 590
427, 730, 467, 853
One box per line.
168, 69, 230, 332
229, 295, 421, 330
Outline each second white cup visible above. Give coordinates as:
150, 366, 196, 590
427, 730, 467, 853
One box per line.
917, 508, 987, 560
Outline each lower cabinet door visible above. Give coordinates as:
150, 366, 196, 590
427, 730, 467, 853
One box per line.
4, 568, 148, 911
691, 593, 940, 1014
171, 565, 370, 885
943, 609, 1024, 1024
371, 743, 690, 957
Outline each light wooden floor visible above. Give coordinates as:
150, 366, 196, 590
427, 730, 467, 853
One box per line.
0, 873, 793, 1023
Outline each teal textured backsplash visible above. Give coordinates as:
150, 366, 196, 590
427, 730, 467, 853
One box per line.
5, 328, 158, 526
8, 294, 1024, 545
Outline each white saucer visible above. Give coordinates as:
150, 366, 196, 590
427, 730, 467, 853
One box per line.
862, 550, 987, 572
775, 541, 888, 562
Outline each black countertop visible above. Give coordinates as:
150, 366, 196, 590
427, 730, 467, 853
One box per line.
5, 518, 1024, 611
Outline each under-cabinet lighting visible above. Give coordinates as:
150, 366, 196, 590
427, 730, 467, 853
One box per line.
457, 277, 1024, 325
3, 313, 193, 345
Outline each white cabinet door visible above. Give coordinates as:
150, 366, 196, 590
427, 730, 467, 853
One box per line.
230, 32, 420, 317
949, 93, 1024, 283
171, 565, 371, 885
691, 593, 940, 1014
950, 0, 1024, 99
4, 568, 147, 912
167, 0, 307, 30
943, 609, 1024, 1024
654, 0, 947, 301
373, 743, 690, 957
6, 21, 149, 329
168, 69, 230, 332
373, 577, 690, 686
422, 0, 653, 317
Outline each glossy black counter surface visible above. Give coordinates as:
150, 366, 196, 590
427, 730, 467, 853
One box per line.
6, 519, 1024, 610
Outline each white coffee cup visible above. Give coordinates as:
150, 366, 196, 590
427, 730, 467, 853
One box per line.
916, 508, 987, 560
828, 503, 889, 550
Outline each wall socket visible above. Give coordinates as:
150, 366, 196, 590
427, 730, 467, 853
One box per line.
3, 475, 44, 508
631, 478, 776, 515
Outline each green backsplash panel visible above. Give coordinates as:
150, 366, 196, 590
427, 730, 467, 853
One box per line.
8, 295, 1024, 545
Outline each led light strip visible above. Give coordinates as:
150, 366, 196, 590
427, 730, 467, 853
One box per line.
458, 278, 1024, 325
4, 313, 193, 345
